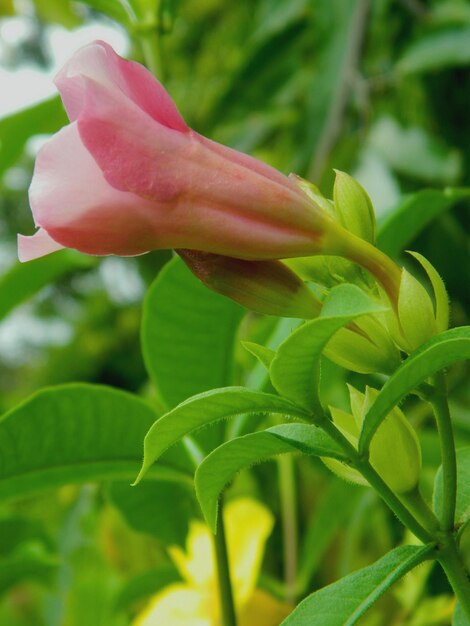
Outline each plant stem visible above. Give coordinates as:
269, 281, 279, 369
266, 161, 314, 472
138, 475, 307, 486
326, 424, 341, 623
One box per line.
399, 487, 440, 536
428, 372, 457, 532
141, 30, 164, 79
278, 455, 298, 603
316, 415, 435, 542
214, 500, 238, 626
438, 535, 470, 620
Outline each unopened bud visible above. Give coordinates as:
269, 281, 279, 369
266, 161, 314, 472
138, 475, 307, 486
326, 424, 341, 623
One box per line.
324, 315, 401, 374
322, 386, 421, 494
387, 265, 438, 352
333, 170, 376, 244
365, 387, 421, 494
177, 250, 321, 319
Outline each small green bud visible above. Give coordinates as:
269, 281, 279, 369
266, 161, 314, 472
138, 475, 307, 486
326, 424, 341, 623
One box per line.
322, 386, 421, 494
177, 250, 321, 319
324, 315, 401, 374
365, 387, 422, 494
333, 170, 376, 243
387, 266, 438, 352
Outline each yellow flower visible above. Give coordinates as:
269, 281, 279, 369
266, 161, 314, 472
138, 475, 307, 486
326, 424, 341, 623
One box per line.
133, 498, 291, 626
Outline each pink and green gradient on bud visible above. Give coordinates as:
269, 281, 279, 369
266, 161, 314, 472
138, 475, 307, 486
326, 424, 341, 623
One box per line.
18, 41, 347, 264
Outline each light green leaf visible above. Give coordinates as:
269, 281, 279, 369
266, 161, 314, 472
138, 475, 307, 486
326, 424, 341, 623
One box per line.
359, 327, 470, 454
0, 384, 189, 502
281, 545, 433, 625
434, 447, 470, 526
195, 423, 346, 531
397, 27, 470, 75
270, 285, 385, 411
136, 388, 309, 484
0, 252, 94, 322
0, 96, 67, 176
377, 188, 470, 257
142, 256, 244, 409
241, 341, 276, 370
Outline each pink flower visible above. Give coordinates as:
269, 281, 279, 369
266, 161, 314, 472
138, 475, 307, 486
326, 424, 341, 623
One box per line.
18, 41, 337, 262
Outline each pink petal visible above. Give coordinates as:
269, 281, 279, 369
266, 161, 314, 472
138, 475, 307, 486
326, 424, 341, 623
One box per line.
29, 123, 161, 256
55, 41, 187, 132
76, 83, 325, 258
17, 228, 64, 262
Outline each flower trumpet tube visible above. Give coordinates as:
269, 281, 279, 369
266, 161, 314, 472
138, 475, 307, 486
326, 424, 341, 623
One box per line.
19, 41, 352, 265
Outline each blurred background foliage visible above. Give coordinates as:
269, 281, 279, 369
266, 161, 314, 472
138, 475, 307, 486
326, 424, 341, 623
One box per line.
0, 0, 469, 624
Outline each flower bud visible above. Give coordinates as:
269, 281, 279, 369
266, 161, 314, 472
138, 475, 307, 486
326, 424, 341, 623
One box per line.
177, 250, 321, 319
365, 387, 421, 494
324, 314, 401, 374
322, 386, 421, 494
333, 170, 376, 244
386, 262, 439, 352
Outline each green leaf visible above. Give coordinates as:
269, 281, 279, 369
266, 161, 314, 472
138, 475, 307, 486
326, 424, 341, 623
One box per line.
0, 96, 67, 176
241, 341, 276, 370
142, 256, 244, 409
397, 27, 470, 75
453, 602, 470, 626
434, 447, 470, 526
33, 0, 81, 27
369, 118, 462, 185
108, 480, 196, 546
270, 285, 385, 411
295, 480, 363, 595
359, 327, 470, 454
113, 565, 181, 613
281, 545, 433, 626
136, 388, 309, 484
0, 252, 94, 322
195, 423, 346, 531
0, 384, 189, 502
377, 188, 470, 257
0, 547, 58, 596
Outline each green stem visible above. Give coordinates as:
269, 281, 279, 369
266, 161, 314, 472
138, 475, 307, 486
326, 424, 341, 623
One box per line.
438, 535, 470, 620
399, 487, 440, 536
213, 501, 238, 626
316, 415, 434, 543
140, 30, 164, 79
277, 455, 298, 603
428, 372, 457, 532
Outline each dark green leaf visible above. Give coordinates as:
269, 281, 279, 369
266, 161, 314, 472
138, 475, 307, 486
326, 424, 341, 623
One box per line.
0, 384, 189, 502
195, 423, 346, 531
113, 565, 181, 613
377, 188, 470, 257
270, 285, 385, 411
136, 388, 309, 484
281, 545, 433, 625
0, 548, 58, 595
108, 480, 195, 546
359, 327, 470, 453
142, 256, 244, 409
